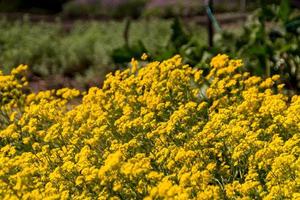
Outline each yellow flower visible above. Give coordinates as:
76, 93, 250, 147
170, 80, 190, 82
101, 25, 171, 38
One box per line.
141, 53, 148, 60
0, 55, 298, 199
131, 58, 138, 73
210, 54, 229, 68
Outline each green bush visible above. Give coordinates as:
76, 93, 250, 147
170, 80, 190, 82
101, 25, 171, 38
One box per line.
0, 19, 61, 75
62, 0, 102, 18
62, 0, 147, 19
0, 18, 206, 88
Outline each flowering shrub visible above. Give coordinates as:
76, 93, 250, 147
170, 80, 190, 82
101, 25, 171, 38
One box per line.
0, 54, 299, 199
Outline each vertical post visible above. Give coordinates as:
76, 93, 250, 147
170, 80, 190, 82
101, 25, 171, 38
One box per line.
124, 17, 131, 48
206, 0, 214, 47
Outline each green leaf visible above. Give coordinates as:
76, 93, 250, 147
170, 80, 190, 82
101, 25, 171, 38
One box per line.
278, 0, 290, 22
286, 16, 300, 34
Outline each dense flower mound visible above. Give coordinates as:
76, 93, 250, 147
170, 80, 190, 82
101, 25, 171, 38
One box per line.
0, 55, 299, 199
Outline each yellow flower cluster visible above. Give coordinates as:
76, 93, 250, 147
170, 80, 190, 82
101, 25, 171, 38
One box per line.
0, 54, 299, 199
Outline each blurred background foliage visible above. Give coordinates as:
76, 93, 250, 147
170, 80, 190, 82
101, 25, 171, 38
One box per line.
215, 0, 300, 91
0, 17, 206, 89
0, 0, 260, 17
0, 0, 299, 92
